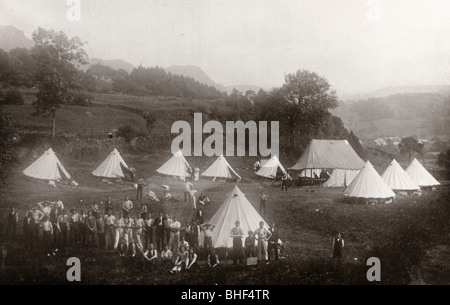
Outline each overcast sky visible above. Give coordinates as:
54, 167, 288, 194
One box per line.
1, 0, 449, 96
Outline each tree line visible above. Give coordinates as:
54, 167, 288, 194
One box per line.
0, 27, 364, 159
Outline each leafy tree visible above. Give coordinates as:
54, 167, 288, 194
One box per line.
31, 28, 87, 137
8, 48, 35, 87
0, 49, 12, 84
255, 70, 338, 154
398, 137, 424, 160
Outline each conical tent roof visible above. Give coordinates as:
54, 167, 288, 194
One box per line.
289, 139, 365, 170
23, 148, 71, 181
324, 169, 360, 187
92, 148, 129, 178
156, 149, 191, 180
201, 155, 241, 181
207, 185, 268, 248
381, 159, 420, 191
256, 155, 288, 179
405, 158, 440, 187
343, 161, 395, 199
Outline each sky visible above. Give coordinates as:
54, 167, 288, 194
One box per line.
1, 0, 450, 96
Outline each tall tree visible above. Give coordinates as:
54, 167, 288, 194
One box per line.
31, 28, 87, 137
255, 70, 338, 154
398, 137, 424, 160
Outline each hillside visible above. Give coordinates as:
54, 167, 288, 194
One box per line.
87, 58, 134, 73
341, 85, 450, 102
0, 25, 33, 51
332, 93, 450, 140
165, 65, 226, 92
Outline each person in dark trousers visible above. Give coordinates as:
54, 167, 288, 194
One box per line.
245, 230, 256, 258
154, 212, 165, 252
23, 210, 34, 252
281, 172, 288, 191
6, 207, 19, 239
268, 222, 279, 261
259, 191, 267, 216
136, 178, 145, 201
332, 232, 344, 259
230, 220, 244, 265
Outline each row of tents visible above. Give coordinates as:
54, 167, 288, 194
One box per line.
23, 140, 440, 199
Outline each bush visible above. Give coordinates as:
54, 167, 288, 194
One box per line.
68, 90, 93, 106
1, 89, 24, 105
116, 125, 145, 143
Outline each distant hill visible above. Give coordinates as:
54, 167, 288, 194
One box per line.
85, 58, 134, 73
332, 93, 450, 140
342, 85, 450, 102
165, 65, 227, 92
165, 65, 263, 94
0, 25, 33, 51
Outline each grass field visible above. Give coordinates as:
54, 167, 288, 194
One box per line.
0, 149, 449, 285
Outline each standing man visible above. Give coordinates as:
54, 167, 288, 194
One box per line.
191, 220, 200, 252
168, 216, 181, 252
163, 213, 172, 246
40, 216, 54, 256
134, 212, 145, 250
154, 212, 165, 252
254, 221, 271, 263
104, 208, 116, 250
203, 224, 214, 254
57, 210, 70, 250
230, 220, 244, 265
105, 196, 113, 214
122, 196, 133, 215
6, 207, 19, 239
136, 178, 145, 201
70, 208, 80, 246
259, 191, 267, 216
281, 172, 288, 191
332, 232, 345, 259
144, 213, 153, 250
268, 222, 280, 261
184, 181, 194, 203
23, 210, 34, 252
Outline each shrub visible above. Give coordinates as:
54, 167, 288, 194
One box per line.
2, 88, 24, 105
116, 125, 145, 143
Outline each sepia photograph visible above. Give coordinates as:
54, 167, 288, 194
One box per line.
0, 0, 449, 293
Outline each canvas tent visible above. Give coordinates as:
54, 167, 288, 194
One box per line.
343, 161, 395, 199
92, 148, 129, 178
255, 155, 288, 179
206, 185, 268, 248
156, 149, 191, 181
289, 139, 365, 171
23, 148, 71, 181
323, 169, 360, 187
405, 158, 440, 187
381, 159, 420, 191
201, 155, 241, 181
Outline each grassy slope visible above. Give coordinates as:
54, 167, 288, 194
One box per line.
1, 91, 449, 284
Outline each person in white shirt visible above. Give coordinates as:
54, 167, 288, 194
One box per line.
168, 216, 181, 252
161, 245, 173, 260
134, 213, 145, 250
70, 208, 80, 246
104, 209, 116, 250
121, 213, 135, 257
184, 181, 194, 202
40, 216, 54, 256
122, 196, 133, 214
254, 221, 272, 262
114, 213, 125, 252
